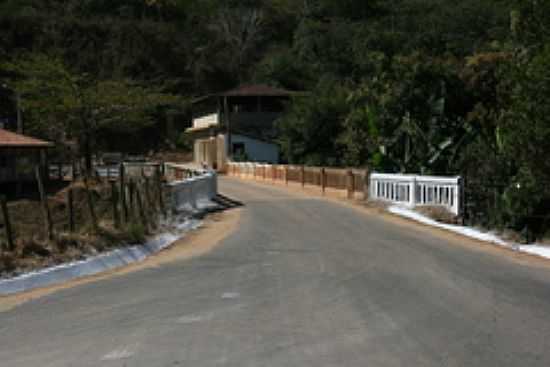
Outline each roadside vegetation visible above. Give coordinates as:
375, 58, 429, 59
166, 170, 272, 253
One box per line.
0, 179, 152, 278
0, 0, 548, 239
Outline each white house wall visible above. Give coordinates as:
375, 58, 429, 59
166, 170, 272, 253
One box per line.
226, 134, 279, 163
193, 113, 219, 129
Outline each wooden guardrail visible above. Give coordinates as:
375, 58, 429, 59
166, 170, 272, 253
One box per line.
226, 161, 369, 200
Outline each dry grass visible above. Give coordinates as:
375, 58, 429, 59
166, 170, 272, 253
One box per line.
0, 179, 152, 278
414, 206, 460, 225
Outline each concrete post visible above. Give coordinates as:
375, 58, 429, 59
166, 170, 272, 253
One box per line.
363, 169, 369, 200
452, 177, 462, 217
409, 177, 417, 207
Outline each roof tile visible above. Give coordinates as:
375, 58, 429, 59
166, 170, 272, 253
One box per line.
0, 128, 53, 148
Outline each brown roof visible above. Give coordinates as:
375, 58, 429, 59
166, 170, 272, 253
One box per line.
0, 128, 53, 148
219, 84, 296, 97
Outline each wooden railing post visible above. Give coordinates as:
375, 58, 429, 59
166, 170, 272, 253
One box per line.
321, 168, 326, 195
347, 169, 354, 199
301, 166, 305, 187
285, 166, 289, 185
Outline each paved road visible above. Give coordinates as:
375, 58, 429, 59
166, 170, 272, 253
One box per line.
1, 177, 550, 367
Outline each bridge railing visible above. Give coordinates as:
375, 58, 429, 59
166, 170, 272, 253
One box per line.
227, 162, 462, 216
226, 161, 368, 200
370, 173, 462, 216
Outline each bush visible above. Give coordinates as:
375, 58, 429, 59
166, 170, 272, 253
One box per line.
124, 223, 146, 244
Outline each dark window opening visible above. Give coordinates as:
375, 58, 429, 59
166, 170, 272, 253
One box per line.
232, 142, 247, 161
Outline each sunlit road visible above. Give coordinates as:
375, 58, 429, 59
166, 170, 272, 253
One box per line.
1, 177, 550, 366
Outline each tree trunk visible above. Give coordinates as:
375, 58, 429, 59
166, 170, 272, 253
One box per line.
82, 132, 93, 176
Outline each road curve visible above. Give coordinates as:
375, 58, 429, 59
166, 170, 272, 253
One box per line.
1, 177, 550, 367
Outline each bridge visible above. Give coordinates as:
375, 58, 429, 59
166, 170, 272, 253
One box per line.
1, 176, 550, 366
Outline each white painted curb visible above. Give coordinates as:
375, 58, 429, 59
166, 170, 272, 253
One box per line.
388, 205, 550, 260
0, 220, 202, 295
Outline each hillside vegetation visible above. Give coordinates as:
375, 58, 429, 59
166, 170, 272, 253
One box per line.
1, 0, 549, 238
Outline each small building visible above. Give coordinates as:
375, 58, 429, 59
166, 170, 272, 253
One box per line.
0, 128, 53, 191
186, 84, 301, 170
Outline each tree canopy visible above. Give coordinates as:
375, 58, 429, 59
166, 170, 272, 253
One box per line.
0, 0, 549, 237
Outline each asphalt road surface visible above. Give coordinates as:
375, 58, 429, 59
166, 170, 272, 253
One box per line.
1, 177, 550, 367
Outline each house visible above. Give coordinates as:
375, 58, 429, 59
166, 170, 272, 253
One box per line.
0, 128, 53, 193
186, 84, 302, 170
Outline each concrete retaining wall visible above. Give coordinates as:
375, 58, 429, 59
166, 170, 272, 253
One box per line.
166, 169, 218, 213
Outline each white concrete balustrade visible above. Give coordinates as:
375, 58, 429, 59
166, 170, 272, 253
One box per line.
370, 173, 462, 216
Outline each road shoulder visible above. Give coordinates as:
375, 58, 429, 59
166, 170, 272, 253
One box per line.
0, 208, 242, 312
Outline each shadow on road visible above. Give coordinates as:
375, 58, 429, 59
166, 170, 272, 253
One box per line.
212, 194, 244, 210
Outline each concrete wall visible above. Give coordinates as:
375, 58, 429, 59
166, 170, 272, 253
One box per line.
165, 169, 218, 213
193, 138, 217, 168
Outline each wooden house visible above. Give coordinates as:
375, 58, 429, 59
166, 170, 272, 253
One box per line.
185, 84, 302, 170
0, 128, 53, 190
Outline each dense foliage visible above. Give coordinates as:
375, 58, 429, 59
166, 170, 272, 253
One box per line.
0, 0, 549, 238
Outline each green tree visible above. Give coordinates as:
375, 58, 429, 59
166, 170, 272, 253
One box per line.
2, 54, 181, 172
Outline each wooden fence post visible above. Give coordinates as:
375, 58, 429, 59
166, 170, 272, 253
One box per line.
135, 184, 148, 229
71, 159, 77, 181
110, 181, 120, 229
347, 170, 354, 199
144, 176, 154, 209
321, 168, 326, 195
120, 163, 128, 223
128, 180, 136, 220
1, 195, 15, 251
301, 166, 305, 187
84, 176, 99, 233
68, 188, 75, 232
35, 166, 54, 241
156, 166, 166, 219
